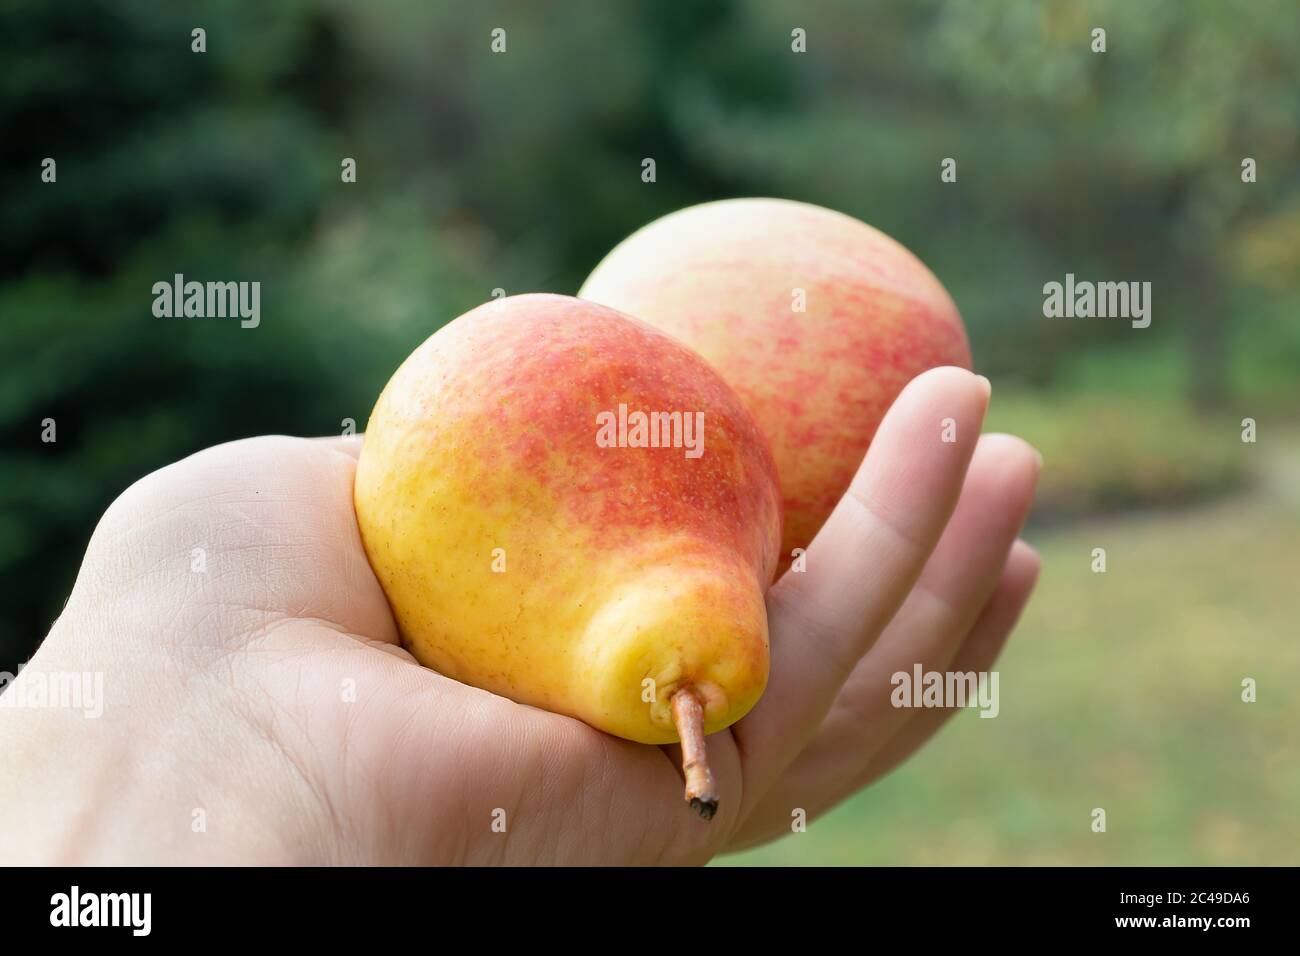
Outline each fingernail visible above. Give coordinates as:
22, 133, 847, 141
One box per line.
975, 374, 992, 399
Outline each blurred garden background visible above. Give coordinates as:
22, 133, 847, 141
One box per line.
2, 0, 1297, 863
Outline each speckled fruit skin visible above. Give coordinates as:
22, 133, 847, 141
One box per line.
580, 198, 971, 566
353, 294, 782, 744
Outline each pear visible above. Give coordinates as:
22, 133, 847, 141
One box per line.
354, 294, 782, 817
581, 198, 971, 566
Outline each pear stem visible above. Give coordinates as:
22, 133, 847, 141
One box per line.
671, 688, 718, 821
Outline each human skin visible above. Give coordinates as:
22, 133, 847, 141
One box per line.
0, 368, 1039, 865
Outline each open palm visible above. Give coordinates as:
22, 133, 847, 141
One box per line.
7, 367, 1037, 865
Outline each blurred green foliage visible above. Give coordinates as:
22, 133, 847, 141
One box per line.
2, 0, 1298, 674
986, 387, 1246, 519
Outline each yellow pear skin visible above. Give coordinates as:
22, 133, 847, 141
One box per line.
354, 295, 782, 811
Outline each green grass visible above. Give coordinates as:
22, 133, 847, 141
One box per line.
721, 434, 1300, 866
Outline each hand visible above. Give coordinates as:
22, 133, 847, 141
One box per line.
0, 367, 1038, 864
